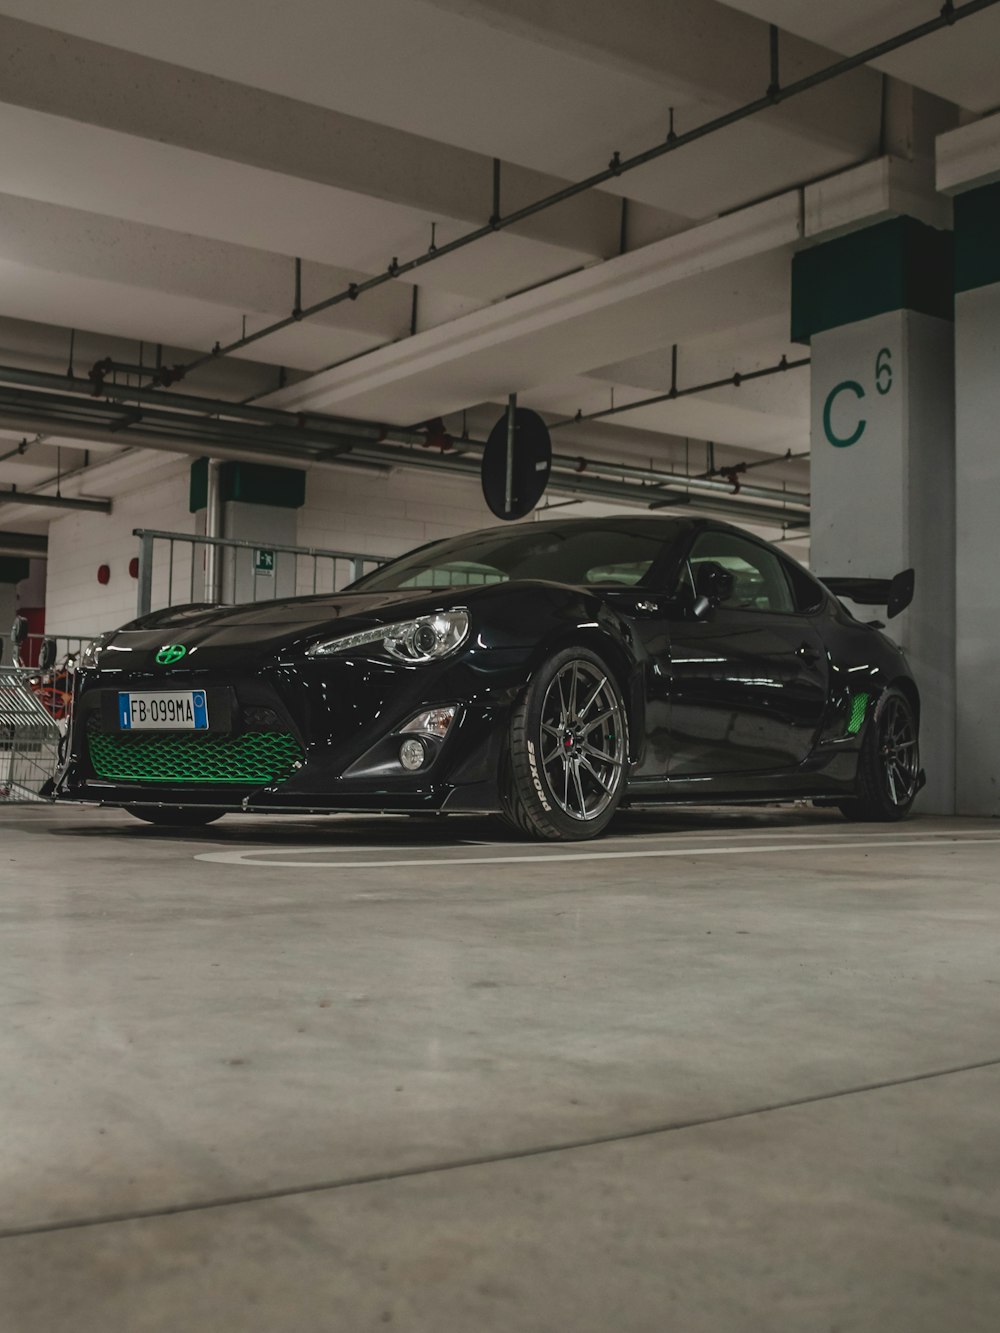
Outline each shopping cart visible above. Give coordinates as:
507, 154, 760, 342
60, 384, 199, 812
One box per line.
0, 667, 61, 802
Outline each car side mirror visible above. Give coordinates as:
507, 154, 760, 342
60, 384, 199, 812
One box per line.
693, 561, 734, 607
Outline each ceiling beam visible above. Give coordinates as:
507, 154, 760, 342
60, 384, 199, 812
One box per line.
264, 196, 800, 422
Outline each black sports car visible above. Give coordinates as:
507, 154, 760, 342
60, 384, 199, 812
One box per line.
57, 516, 922, 841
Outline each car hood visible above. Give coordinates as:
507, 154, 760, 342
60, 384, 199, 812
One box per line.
90, 585, 491, 672
128, 586, 472, 632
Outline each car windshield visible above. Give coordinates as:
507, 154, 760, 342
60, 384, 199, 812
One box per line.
351, 520, 687, 591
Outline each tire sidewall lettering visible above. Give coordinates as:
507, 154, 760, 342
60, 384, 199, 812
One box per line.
526, 739, 552, 811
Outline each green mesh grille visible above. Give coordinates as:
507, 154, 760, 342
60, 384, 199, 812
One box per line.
87, 727, 303, 785
846, 693, 870, 736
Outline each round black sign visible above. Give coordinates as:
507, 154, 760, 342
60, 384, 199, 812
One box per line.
481, 407, 552, 521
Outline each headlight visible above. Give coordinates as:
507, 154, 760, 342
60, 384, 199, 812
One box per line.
81, 635, 111, 669
307, 609, 470, 664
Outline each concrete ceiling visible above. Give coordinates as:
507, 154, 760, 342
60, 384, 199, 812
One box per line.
724, 0, 1000, 112
0, 0, 996, 538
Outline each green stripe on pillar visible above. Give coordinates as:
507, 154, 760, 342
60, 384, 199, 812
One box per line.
0, 556, 29, 584
954, 181, 1000, 293
791, 217, 954, 344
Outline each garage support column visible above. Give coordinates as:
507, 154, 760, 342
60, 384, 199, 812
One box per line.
950, 182, 1000, 815
189, 459, 307, 603
792, 217, 956, 813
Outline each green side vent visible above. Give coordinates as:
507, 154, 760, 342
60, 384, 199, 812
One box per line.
87, 728, 303, 785
846, 693, 870, 736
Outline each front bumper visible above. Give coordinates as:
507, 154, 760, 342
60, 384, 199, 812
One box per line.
56, 651, 526, 814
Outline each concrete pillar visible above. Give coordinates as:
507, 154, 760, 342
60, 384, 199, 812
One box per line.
937, 113, 1000, 817
220, 500, 299, 604
951, 182, 1000, 815
189, 460, 305, 604
792, 217, 956, 813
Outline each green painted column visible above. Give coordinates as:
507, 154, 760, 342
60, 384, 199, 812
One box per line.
953, 183, 1000, 816
792, 217, 956, 814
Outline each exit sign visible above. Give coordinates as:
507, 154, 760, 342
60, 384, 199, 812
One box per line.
253, 548, 275, 577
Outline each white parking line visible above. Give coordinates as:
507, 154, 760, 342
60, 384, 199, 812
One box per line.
195, 835, 1000, 870
576, 827, 997, 846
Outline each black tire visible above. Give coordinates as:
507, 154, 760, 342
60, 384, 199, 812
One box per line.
125, 806, 226, 828
838, 686, 920, 822
499, 646, 629, 842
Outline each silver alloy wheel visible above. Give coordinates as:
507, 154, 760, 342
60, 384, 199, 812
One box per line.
537, 659, 626, 821
879, 694, 919, 807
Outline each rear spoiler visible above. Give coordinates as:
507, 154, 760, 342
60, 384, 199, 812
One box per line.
823, 568, 915, 620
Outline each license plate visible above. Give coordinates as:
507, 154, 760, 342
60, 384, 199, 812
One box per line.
118, 691, 209, 731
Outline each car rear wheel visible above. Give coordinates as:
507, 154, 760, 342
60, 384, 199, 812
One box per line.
499, 646, 628, 842
839, 686, 920, 822
125, 806, 226, 828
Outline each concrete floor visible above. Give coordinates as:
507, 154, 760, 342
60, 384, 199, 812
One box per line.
1, 804, 1000, 1331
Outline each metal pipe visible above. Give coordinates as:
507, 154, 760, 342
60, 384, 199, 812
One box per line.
0, 408, 390, 475
0, 365, 389, 441
363, 444, 808, 529
545, 471, 808, 529
203, 458, 222, 602
166, 0, 1000, 378
541, 447, 807, 505
0, 397, 806, 527
550, 355, 811, 430
416, 428, 809, 506
132, 528, 389, 560
0, 394, 809, 511
0, 377, 810, 505
725, 448, 810, 474
0, 531, 47, 558
0, 383, 362, 455
555, 459, 806, 506
0, 487, 111, 513
0, 408, 317, 466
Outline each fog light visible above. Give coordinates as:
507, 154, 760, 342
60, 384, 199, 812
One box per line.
399, 737, 426, 771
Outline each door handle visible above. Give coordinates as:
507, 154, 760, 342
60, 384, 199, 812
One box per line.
797, 641, 821, 665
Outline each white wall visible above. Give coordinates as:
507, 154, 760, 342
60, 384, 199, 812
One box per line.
40, 456, 498, 632
296, 464, 500, 569
44, 458, 192, 636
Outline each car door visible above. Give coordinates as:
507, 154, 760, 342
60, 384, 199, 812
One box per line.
667, 530, 829, 777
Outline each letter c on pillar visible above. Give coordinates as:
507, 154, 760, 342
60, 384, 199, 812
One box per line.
822, 380, 867, 448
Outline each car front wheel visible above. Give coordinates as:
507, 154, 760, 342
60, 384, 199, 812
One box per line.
499, 646, 629, 842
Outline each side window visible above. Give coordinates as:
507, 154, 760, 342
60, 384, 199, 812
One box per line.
688, 532, 795, 614
400, 560, 506, 588
781, 557, 825, 614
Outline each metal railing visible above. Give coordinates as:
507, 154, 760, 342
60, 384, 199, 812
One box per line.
133, 529, 388, 617
0, 631, 96, 670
